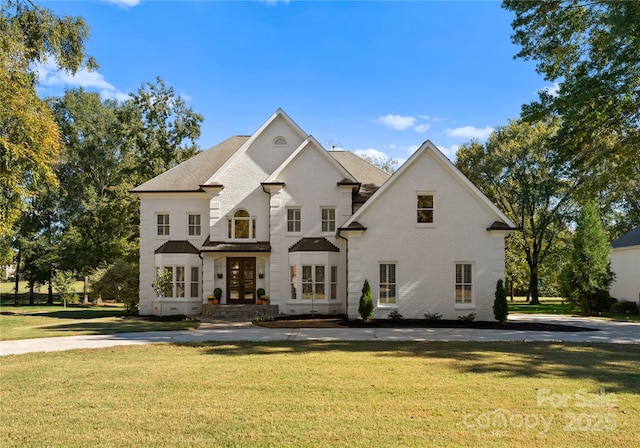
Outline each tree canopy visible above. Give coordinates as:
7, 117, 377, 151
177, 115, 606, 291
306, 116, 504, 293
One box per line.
0, 0, 96, 236
503, 0, 640, 183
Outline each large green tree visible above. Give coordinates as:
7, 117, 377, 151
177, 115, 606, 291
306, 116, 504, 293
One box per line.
50, 89, 138, 274
503, 0, 640, 184
0, 0, 95, 236
456, 119, 575, 304
121, 77, 204, 184
560, 201, 613, 314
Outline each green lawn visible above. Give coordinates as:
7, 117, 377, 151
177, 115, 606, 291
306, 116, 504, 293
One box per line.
0, 304, 200, 340
508, 297, 640, 322
1, 341, 638, 447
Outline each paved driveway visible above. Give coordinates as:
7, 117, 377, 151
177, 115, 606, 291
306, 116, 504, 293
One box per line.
1, 314, 638, 356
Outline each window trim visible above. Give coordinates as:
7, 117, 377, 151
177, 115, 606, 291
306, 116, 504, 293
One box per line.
416, 191, 436, 227
287, 207, 302, 234
227, 209, 256, 240
188, 213, 201, 237
156, 213, 170, 237
454, 262, 475, 308
321, 207, 336, 233
378, 261, 398, 308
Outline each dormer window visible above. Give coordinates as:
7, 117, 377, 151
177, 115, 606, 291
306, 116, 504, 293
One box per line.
273, 136, 288, 146
228, 209, 256, 239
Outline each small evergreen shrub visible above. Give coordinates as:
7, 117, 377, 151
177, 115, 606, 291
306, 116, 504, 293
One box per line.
358, 279, 374, 321
493, 279, 509, 323
387, 310, 404, 320
457, 313, 476, 322
257, 288, 266, 298
424, 312, 443, 321
213, 288, 223, 299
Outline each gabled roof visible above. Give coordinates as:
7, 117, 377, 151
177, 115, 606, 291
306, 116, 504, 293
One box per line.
342, 140, 516, 230
612, 225, 640, 248
204, 108, 308, 186
329, 151, 391, 203
131, 136, 249, 193
264, 137, 357, 184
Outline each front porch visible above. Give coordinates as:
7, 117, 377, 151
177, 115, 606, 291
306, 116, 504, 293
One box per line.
202, 304, 279, 320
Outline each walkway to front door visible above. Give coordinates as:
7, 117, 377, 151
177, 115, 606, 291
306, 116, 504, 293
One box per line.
227, 257, 256, 304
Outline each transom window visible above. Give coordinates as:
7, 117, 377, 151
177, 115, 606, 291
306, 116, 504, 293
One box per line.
417, 194, 434, 224
157, 214, 170, 236
228, 209, 256, 239
455, 263, 473, 304
379, 263, 397, 304
287, 208, 301, 233
321, 208, 336, 233
188, 214, 201, 236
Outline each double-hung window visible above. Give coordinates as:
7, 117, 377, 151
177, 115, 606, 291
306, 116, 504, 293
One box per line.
287, 208, 301, 233
321, 208, 335, 232
379, 263, 397, 305
455, 263, 473, 304
190, 267, 200, 298
157, 214, 170, 236
188, 214, 201, 236
417, 194, 434, 224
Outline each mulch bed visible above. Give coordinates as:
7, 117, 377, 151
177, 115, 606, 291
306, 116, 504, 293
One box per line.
252, 314, 598, 332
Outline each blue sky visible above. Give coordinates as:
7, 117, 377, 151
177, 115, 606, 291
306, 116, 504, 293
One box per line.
37, 0, 552, 163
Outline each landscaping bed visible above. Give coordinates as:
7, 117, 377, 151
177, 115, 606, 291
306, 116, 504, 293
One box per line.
253, 314, 598, 332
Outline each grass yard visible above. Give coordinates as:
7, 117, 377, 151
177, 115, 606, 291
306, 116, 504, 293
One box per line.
508, 297, 640, 322
0, 305, 200, 340
1, 341, 638, 447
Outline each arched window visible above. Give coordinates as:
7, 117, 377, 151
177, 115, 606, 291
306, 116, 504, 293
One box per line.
273, 136, 288, 146
228, 209, 256, 239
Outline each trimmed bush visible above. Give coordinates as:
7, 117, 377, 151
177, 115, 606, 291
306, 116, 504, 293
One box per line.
256, 288, 266, 299
424, 312, 443, 321
387, 310, 404, 320
358, 279, 374, 321
493, 279, 509, 323
612, 300, 639, 315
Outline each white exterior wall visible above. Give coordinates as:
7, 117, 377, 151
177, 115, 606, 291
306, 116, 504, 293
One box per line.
138, 195, 209, 316
345, 150, 506, 321
268, 145, 351, 314
610, 246, 640, 302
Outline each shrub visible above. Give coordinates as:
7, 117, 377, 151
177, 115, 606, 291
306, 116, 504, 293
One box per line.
457, 313, 476, 322
256, 288, 266, 299
424, 312, 443, 321
358, 279, 374, 321
387, 310, 404, 320
213, 288, 222, 299
611, 300, 639, 315
493, 279, 508, 323
90, 260, 139, 314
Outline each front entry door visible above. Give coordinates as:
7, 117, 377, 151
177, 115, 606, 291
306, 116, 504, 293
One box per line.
227, 257, 256, 304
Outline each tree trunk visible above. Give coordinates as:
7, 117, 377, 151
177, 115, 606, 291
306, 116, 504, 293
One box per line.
82, 276, 89, 306
46, 267, 54, 305
13, 246, 21, 306
29, 283, 34, 305
529, 271, 540, 305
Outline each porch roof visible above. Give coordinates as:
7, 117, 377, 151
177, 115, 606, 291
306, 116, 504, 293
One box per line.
201, 238, 271, 252
288, 237, 340, 252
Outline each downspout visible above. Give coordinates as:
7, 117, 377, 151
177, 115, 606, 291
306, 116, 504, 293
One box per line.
337, 229, 349, 319
198, 252, 204, 311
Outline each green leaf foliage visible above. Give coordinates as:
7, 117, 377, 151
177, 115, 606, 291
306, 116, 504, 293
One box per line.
358, 279, 374, 321
493, 279, 508, 323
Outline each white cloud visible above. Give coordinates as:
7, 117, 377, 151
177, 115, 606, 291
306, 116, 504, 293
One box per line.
102, 0, 141, 8
414, 123, 431, 133
539, 82, 560, 97
354, 148, 390, 159
180, 93, 192, 102
444, 125, 494, 140
34, 59, 129, 102
375, 114, 416, 130
437, 145, 460, 161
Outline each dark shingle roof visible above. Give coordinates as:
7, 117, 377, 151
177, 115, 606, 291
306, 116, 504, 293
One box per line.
132, 136, 249, 192
288, 237, 340, 252
201, 238, 271, 252
155, 241, 200, 254
328, 151, 390, 203
612, 225, 640, 248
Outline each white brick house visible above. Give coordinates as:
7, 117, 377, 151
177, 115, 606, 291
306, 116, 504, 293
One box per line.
131, 109, 515, 320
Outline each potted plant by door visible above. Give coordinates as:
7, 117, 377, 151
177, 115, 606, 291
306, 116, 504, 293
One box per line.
256, 288, 266, 305
213, 288, 222, 304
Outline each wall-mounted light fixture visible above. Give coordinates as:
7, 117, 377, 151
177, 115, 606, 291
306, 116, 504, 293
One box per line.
216, 262, 224, 279
258, 262, 265, 279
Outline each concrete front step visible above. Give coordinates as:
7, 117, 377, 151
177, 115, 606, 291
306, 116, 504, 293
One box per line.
202, 304, 279, 320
